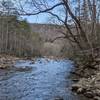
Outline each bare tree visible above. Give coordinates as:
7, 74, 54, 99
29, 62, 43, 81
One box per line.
1, 0, 100, 66
14, 0, 100, 66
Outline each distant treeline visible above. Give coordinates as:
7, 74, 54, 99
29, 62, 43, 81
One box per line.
0, 16, 42, 57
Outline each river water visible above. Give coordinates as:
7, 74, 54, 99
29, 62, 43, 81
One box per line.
0, 58, 87, 100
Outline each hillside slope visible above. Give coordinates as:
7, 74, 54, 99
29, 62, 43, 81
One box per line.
30, 23, 70, 57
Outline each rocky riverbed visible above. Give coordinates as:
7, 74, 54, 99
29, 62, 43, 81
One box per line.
0, 55, 89, 100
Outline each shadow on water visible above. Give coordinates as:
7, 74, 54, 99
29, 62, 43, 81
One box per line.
0, 58, 87, 100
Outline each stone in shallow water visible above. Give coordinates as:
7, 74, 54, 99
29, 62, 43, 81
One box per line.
14, 66, 33, 72
54, 96, 64, 100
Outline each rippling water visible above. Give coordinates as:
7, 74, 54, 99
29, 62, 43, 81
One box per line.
0, 58, 87, 100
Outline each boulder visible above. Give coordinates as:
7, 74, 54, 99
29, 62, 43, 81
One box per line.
77, 88, 85, 94
84, 91, 94, 98
0, 64, 12, 69
72, 84, 82, 91
15, 66, 33, 72
95, 89, 100, 96
54, 97, 63, 100
94, 96, 100, 100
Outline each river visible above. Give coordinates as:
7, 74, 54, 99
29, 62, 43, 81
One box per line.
0, 58, 87, 100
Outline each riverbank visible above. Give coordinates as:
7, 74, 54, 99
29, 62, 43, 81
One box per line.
71, 58, 100, 100
0, 54, 20, 69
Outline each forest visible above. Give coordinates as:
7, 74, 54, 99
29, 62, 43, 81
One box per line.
0, 0, 43, 57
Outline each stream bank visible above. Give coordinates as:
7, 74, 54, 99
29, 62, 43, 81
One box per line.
71, 59, 100, 100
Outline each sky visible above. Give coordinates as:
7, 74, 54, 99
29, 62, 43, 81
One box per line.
22, 13, 49, 24
18, 0, 60, 24
0, 0, 60, 24
0, 0, 50, 23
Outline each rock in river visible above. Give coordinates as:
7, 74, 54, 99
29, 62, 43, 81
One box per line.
14, 66, 33, 72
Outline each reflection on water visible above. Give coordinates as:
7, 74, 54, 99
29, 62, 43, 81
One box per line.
0, 58, 86, 100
